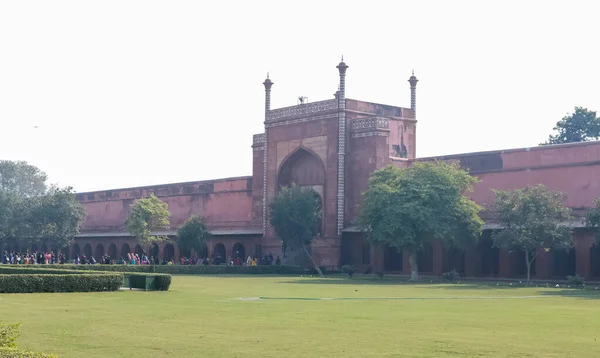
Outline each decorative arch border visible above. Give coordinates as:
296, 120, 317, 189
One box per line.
275, 145, 326, 186
275, 145, 327, 236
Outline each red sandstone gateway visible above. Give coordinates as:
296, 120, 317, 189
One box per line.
75, 61, 600, 280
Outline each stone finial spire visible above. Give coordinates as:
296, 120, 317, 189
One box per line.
263, 73, 273, 114
336, 57, 348, 236
408, 70, 418, 118
262, 73, 273, 234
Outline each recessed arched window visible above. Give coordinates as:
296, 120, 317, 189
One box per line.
277, 147, 326, 236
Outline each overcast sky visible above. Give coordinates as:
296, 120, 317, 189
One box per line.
1, 1, 598, 192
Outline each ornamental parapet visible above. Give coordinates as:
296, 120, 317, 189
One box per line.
252, 133, 266, 151
266, 99, 338, 122
351, 117, 390, 138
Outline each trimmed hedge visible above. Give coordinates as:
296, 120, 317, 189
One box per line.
0, 348, 58, 358
0, 322, 58, 357
0, 274, 123, 293
0, 266, 171, 291
6, 264, 304, 275
0, 323, 20, 348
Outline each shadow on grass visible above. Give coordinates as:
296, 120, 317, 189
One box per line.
423, 283, 517, 290
280, 277, 415, 286
537, 289, 600, 300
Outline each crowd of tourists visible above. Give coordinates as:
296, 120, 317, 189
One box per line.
179, 252, 281, 266
3, 250, 282, 266
2, 250, 67, 265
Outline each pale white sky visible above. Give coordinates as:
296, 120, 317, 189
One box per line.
1, 1, 598, 192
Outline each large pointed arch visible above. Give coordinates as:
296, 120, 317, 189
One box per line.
276, 146, 326, 236
277, 146, 326, 189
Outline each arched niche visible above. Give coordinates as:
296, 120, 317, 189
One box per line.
278, 147, 326, 189
277, 147, 326, 235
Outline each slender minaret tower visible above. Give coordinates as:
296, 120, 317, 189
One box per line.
408, 70, 418, 118
262, 73, 273, 233
336, 57, 348, 236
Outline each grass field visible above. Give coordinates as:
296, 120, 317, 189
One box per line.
2, 275, 600, 357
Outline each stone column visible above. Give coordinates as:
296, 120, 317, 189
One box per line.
499, 249, 512, 278
432, 240, 444, 276
535, 248, 551, 279
464, 248, 479, 278
336, 58, 348, 236
575, 230, 593, 279
370, 245, 384, 272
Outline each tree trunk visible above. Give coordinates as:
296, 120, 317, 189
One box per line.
408, 252, 419, 281
525, 250, 532, 283
302, 245, 324, 278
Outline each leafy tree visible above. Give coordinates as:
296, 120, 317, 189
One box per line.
357, 162, 484, 281
24, 186, 85, 249
177, 216, 210, 254
585, 198, 600, 239
269, 185, 324, 277
491, 184, 573, 282
124, 193, 171, 246
0, 160, 47, 197
0, 161, 85, 251
542, 107, 600, 145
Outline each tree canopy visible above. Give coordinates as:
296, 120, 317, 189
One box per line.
541, 107, 600, 145
0, 161, 85, 251
0, 160, 48, 197
177, 216, 210, 254
585, 198, 600, 240
491, 184, 572, 282
356, 161, 484, 281
269, 185, 324, 277
125, 193, 171, 246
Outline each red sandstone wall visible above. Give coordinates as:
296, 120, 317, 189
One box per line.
78, 177, 254, 232
417, 141, 600, 209
470, 165, 600, 208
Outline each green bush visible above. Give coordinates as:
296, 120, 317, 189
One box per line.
442, 270, 460, 282
0, 274, 123, 293
567, 274, 585, 287
0, 267, 87, 275
341, 265, 355, 277
0, 322, 58, 357
0, 347, 58, 357
0, 323, 20, 348
5, 264, 303, 275
0, 267, 172, 291
153, 274, 171, 291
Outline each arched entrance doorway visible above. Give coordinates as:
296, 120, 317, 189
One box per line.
163, 244, 175, 262
478, 232, 499, 277
197, 244, 208, 258
553, 249, 576, 278
108, 243, 117, 260
277, 147, 326, 235
232, 243, 245, 260
213, 243, 226, 264
134, 244, 143, 257
384, 246, 403, 272
95, 244, 105, 260
71, 244, 81, 259
151, 244, 160, 262
417, 245, 434, 273
443, 247, 465, 275
121, 243, 131, 259
83, 243, 92, 258
591, 245, 600, 278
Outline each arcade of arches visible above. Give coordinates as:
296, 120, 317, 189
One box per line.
53, 236, 264, 264
340, 230, 599, 280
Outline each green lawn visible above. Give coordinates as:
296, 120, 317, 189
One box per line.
2, 275, 600, 357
